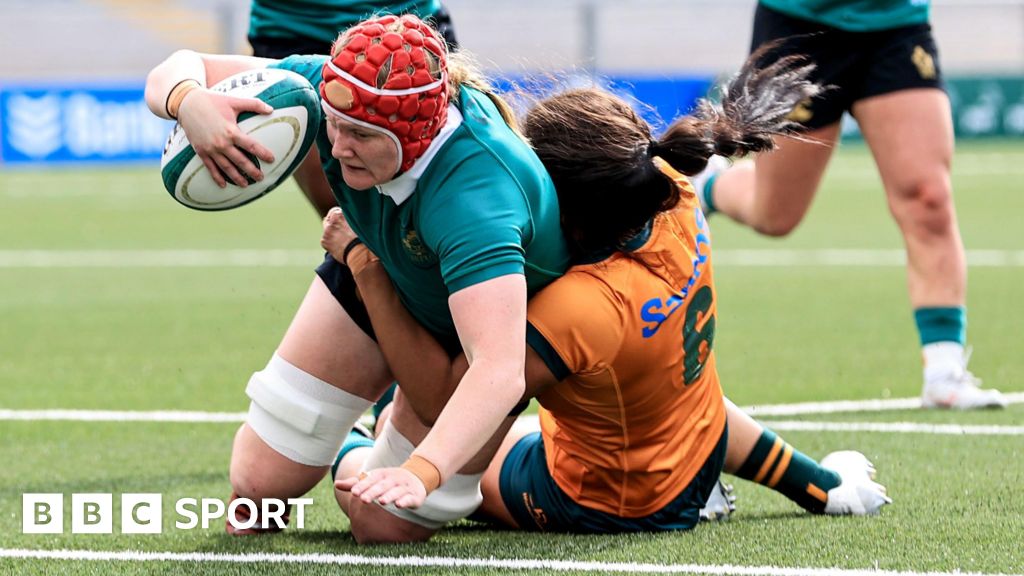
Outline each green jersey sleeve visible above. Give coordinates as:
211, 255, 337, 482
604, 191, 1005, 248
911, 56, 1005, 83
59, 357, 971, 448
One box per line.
269, 54, 327, 86
417, 163, 531, 294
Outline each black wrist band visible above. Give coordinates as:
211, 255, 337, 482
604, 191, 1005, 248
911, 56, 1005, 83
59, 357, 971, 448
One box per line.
341, 237, 364, 267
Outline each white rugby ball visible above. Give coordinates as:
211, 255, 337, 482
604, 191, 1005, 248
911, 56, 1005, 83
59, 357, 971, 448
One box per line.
160, 68, 321, 211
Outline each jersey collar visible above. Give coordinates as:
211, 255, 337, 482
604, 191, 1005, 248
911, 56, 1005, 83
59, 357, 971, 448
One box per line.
375, 104, 463, 206
577, 219, 655, 265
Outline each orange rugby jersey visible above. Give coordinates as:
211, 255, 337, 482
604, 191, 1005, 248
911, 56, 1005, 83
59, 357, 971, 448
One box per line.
526, 162, 726, 517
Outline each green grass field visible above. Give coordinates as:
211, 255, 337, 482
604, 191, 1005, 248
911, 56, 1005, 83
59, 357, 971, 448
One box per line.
1, 141, 1022, 575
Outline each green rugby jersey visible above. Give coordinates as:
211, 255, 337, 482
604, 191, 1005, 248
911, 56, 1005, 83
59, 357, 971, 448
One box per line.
250, 0, 441, 45
273, 56, 570, 347
759, 0, 930, 32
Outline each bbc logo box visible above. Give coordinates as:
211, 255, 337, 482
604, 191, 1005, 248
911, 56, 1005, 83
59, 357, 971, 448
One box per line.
23, 493, 162, 534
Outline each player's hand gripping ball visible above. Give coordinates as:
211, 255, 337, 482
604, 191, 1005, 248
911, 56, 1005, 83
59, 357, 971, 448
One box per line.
160, 68, 320, 210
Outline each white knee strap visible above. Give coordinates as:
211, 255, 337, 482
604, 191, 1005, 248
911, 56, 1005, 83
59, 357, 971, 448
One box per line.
246, 353, 373, 466
363, 420, 483, 529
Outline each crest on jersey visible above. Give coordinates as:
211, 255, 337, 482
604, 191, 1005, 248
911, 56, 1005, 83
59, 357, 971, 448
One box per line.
401, 228, 437, 267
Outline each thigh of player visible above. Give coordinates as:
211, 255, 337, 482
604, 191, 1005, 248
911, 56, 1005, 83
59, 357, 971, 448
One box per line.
746, 5, 858, 225
278, 258, 393, 399
852, 24, 953, 193
229, 259, 394, 499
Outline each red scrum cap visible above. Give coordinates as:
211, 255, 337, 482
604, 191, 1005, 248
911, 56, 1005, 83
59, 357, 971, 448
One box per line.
320, 14, 450, 173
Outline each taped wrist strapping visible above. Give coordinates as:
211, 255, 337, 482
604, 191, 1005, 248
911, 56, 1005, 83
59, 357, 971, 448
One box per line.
344, 241, 380, 277
401, 454, 442, 494
165, 79, 201, 119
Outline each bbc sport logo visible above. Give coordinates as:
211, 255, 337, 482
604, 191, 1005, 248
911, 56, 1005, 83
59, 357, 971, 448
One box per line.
22, 493, 312, 534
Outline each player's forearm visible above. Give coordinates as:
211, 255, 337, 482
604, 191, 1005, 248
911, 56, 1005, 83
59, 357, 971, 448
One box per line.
409, 273, 527, 483
354, 263, 463, 423
412, 358, 525, 481
145, 50, 207, 119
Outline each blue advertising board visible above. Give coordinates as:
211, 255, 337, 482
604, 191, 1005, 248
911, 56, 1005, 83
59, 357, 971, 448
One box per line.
610, 75, 714, 130
491, 73, 714, 132
0, 83, 174, 165
3, 75, 1019, 167
0, 76, 714, 167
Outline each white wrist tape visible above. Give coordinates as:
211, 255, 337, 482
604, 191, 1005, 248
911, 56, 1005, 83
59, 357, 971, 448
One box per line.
363, 420, 483, 529
246, 353, 373, 466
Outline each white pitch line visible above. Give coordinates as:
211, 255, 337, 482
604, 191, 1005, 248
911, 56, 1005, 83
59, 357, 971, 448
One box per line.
0, 549, 1020, 576
1, 393, 1021, 424
758, 421, 1024, 436
0, 409, 246, 423
737, 392, 1024, 416
0, 249, 318, 268
742, 397, 923, 416
711, 249, 1024, 267
3, 249, 1024, 268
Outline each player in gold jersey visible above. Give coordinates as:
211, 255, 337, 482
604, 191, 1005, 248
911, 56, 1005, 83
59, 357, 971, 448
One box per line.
327, 48, 890, 539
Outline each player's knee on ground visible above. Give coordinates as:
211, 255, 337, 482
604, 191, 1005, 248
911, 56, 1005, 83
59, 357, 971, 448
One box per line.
229, 425, 265, 498
342, 420, 484, 538
347, 498, 436, 544
229, 423, 328, 502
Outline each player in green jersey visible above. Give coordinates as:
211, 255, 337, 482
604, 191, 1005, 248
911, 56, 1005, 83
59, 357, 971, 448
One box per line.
694, 0, 1006, 410
145, 14, 569, 539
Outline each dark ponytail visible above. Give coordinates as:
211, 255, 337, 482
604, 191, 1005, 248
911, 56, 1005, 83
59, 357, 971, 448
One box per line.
653, 43, 821, 175
524, 42, 820, 259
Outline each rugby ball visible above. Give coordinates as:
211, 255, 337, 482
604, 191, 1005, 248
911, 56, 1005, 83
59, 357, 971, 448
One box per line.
160, 68, 321, 211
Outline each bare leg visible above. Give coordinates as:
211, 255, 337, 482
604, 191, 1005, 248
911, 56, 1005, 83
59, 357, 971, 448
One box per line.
853, 89, 963, 308
229, 276, 393, 506
711, 124, 840, 236
854, 89, 1004, 408
721, 398, 763, 474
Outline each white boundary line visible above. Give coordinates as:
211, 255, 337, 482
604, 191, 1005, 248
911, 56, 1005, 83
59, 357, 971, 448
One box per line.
758, 421, 1024, 436
712, 249, 1024, 267
0, 548, 1020, 576
3, 249, 1024, 268
1, 393, 1020, 425
742, 397, 922, 416
0, 250, 319, 268
0, 409, 246, 423
740, 392, 1024, 416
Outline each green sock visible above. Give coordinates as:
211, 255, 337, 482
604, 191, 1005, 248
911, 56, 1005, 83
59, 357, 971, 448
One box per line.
701, 173, 719, 214
331, 429, 374, 480
734, 429, 840, 514
913, 306, 966, 346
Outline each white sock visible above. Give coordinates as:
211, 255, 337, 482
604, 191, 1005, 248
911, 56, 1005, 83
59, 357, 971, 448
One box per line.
922, 342, 965, 382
